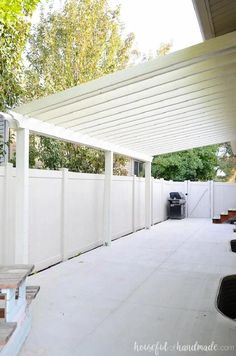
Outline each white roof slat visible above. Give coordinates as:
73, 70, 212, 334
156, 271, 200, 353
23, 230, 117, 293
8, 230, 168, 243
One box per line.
9, 30, 236, 160
117, 123, 236, 149
15, 31, 236, 116
28, 51, 236, 122
88, 104, 234, 139
80, 94, 231, 136
100, 113, 236, 143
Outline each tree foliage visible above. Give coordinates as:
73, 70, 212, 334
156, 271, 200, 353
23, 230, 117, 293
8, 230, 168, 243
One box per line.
0, 0, 38, 25
24, 0, 134, 101
217, 143, 236, 182
16, 0, 133, 174
20, 135, 127, 175
152, 145, 219, 181
0, 0, 39, 111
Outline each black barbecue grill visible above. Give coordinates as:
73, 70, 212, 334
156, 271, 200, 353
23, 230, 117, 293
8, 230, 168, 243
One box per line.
168, 192, 186, 219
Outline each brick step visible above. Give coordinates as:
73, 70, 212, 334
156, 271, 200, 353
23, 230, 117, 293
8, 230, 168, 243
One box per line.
0, 322, 17, 346
212, 217, 221, 224
0, 293, 6, 320
220, 212, 229, 223
228, 209, 236, 219
212, 208, 236, 224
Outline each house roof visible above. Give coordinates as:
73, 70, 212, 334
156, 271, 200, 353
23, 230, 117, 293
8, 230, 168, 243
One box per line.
193, 0, 236, 40
11, 30, 236, 161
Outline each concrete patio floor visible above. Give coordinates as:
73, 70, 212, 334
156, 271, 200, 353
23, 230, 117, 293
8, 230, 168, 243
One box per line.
20, 219, 236, 356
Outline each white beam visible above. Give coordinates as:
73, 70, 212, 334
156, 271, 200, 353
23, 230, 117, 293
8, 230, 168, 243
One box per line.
103, 151, 113, 246
15, 128, 29, 263
145, 161, 152, 229
9, 112, 152, 162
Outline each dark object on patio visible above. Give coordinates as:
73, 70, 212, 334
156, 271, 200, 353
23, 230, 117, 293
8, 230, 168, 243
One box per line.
217, 275, 236, 320
168, 192, 186, 219
231, 240, 236, 252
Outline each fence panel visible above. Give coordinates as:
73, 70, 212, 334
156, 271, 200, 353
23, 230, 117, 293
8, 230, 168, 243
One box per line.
152, 179, 165, 224
65, 172, 104, 258
28, 170, 62, 270
0, 166, 236, 270
187, 181, 211, 218
111, 176, 133, 239
135, 178, 145, 230
214, 182, 236, 216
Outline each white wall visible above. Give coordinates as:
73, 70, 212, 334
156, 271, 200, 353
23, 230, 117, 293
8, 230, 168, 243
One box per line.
29, 170, 62, 270
214, 182, 236, 216
0, 165, 235, 271
65, 172, 104, 258
187, 181, 211, 218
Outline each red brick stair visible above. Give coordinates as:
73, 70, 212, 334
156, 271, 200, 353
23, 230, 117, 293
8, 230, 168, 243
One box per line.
212, 208, 236, 224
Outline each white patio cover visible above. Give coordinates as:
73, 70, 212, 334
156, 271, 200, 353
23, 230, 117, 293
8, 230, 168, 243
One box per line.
12, 30, 236, 161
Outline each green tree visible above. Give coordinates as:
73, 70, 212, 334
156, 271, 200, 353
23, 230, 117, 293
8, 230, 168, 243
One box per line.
24, 0, 134, 101
0, 0, 38, 25
24, 135, 128, 175
20, 0, 133, 174
0, 0, 39, 112
216, 143, 236, 182
152, 145, 219, 181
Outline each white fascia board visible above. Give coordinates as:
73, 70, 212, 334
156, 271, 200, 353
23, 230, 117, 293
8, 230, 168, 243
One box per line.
192, 0, 215, 40
9, 112, 152, 162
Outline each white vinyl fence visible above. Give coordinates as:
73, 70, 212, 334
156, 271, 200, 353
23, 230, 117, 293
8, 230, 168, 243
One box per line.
0, 165, 235, 271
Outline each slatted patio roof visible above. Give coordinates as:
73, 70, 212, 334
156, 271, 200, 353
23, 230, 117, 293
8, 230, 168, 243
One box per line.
11, 30, 236, 161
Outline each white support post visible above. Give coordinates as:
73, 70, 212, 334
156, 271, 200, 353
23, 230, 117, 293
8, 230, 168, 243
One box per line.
145, 161, 152, 229
184, 180, 189, 218
103, 151, 113, 246
132, 175, 137, 232
210, 180, 214, 218
151, 176, 154, 226
3, 163, 15, 264
61, 168, 68, 260
160, 178, 165, 221
15, 128, 29, 264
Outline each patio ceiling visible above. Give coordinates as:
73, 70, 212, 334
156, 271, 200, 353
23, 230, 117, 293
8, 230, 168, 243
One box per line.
12, 30, 236, 160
